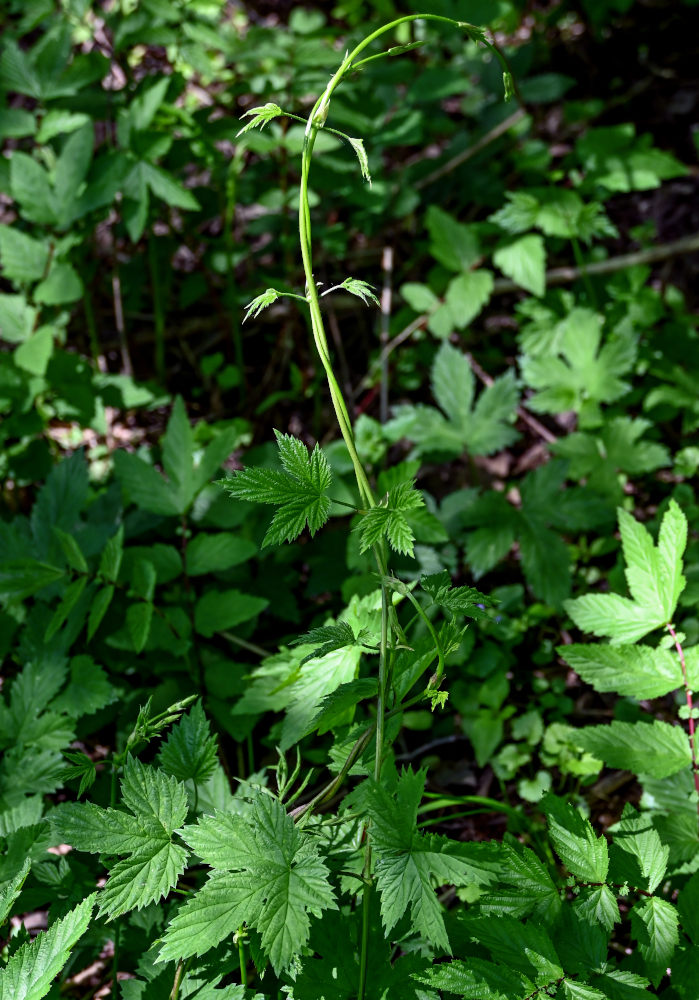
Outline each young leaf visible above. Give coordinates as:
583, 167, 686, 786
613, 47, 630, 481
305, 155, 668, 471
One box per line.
358, 480, 424, 557
62, 751, 97, 798
158, 793, 336, 974
292, 619, 375, 667
608, 805, 668, 894
565, 500, 687, 643
52, 757, 188, 919
0, 858, 30, 925
420, 572, 492, 621
243, 287, 281, 322
237, 102, 284, 136
0, 894, 94, 1000
338, 277, 379, 306
543, 794, 608, 883
493, 234, 546, 297
157, 701, 218, 785
573, 720, 691, 779
222, 431, 333, 547
348, 137, 371, 184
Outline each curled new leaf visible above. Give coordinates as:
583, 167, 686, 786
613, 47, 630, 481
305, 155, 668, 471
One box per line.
348, 137, 371, 184
339, 276, 379, 306
243, 288, 281, 323
236, 102, 284, 136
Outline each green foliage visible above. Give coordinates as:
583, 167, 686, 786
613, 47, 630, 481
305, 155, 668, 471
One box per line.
385, 341, 519, 459
222, 431, 333, 547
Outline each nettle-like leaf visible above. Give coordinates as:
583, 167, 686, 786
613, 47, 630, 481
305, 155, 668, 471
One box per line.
292, 620, 376, 667
565, 500, 687, 643
157, 701, 218, 785
630, 896, 679, 986
158, 792, 336, 974
608, 805, 669, 895
0, 893, 94, 1000
385, 342, 519, 460
222, 431, 333, 547
460, 913, 563, 985
361, 768, 493, 953
558, 643, 699, 700
420, 571, 492, 621
520, 307, 636, 422
542, 795, 608, 883
51, 756, 188, 919
358, 480, 424, 557
573, 719, 691, 780
236, 102, 284, 136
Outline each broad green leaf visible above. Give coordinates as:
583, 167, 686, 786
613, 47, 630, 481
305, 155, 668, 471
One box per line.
185, 533, 256, 575
461, 914, 563, 984
413, 957, 525, 998
561, 982, 607, 1000
113, 451, 181, 516
99, 527, 124, 583
521, 308, 635, 416
194, 589, 268, 637
0, 894, 94, 1000
629, 896, 679, 986
559, 643, 683, 699
573, 884, 619, 932
126, 601, 153, 653
158, 701, 218, 784
87, 585, 114, 640
223, 432, 332, 546
54, 122, 94, 220
426, 206, 480, 272
51, 656, 114, 718
566, 501, 688, 642
0, 225, 49, 284
573, 720, 691, 779
444, 270, 494, 330
363, 769, 492, 952
161, 396, 195, 511
143, 162, 200, 210
305, 678, 378, 737
9, 153, 56, 225
401, 282, 439, 314
608, 805, 668, 894
52, 757, 188, 919
493, 234, 546, 296
13, 327, 54, 376
543, 794, 608, 882
44, 576, 88, 640
0, 559, 65, 600
160, 794, 336, 973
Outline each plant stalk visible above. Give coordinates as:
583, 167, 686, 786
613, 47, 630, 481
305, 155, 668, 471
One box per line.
668, 623, 699, 811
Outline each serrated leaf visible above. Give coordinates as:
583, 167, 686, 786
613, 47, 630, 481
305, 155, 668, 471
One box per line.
461, 913, 563, 984
339, 276, 378, 305
185, 533, 256, 575
444, 270, 494, 330
573, 884, 620, 932
242, 287, 281, 322
292, 620, 375, 667
609, 805, 669, 894
559, 643, 684, 699
160, 793, 336, 973
44, 577, 88, 641
363, 769, 492, 952
543, 794, 608, 882
98, 526, 124, 582
630, 896, 679, 986
413, 956, 525, 998
420, 572, 492, 621
0, 225, 49, 284
0, 894, 94, 1000
158, 701, 218, 784
0, 858, 30, 924
0, 559, 66, 600
358, 481, 424, 557
223, 432, 332, 546
678, 871, 699, 946
566, 501, 687, 642
573, 720, 691, 779
237, 102, 284, 136
493, 234, 546, 296
52, 758, 188, 920
161, 396, 195, 512
386, 342, 518, 460
348, 137, 371, 184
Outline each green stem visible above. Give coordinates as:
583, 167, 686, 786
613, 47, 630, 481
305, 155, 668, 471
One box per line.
169, 959, 185, 1000
237, 928, 247, 986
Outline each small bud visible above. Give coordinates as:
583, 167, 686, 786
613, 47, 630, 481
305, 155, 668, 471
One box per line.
503, 71, 515, 102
